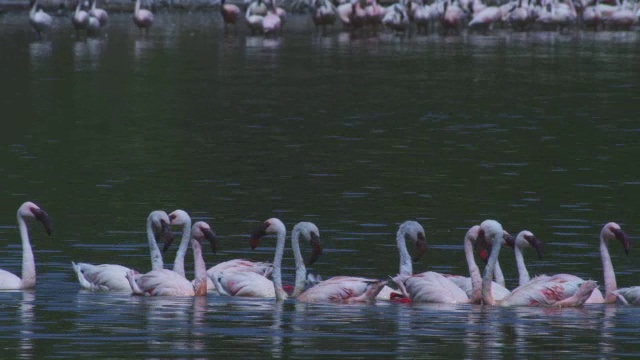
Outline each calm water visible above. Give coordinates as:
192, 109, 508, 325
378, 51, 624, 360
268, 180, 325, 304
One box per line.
1, 10, 640, 358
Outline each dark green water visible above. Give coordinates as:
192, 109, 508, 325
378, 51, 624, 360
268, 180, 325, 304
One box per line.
1, 11, 640, 358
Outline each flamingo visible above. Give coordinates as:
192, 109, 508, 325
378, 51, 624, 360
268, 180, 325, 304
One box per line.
0, 202, 52, 290
29, 0, 53, 39
89, 0, 109, 26
467, 4, 503, 32
211, 219, 323, 298
220, 0, 242, 27
127, 221, 216, 296
246, 0, 268, 34
312, 0, 338, 33
382, 3, 411, 33
71, 210, 172, 292
262, 0, 282, 35
87, 15, 101, 37
480, 220, 597, 307
510, 230, 544, 287
375, 221, 427, 301
133, 0, 154, 34
392, 225, 511, 304
72, 0, 90, 37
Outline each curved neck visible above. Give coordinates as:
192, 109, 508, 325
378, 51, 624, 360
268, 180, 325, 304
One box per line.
396, 229, 413, 276
514, 245, 530, 287
135, 0, 141, 13
147, 219, 164, 271
91, 0, 96, 9
173, 220, 192, 277
191, 239, 206, 281
290, 227, 307, 297
600, 236, 617, 303
464, 233, 482, 303
272, 229, 288, 300
18, 215, 36, 289
493, 260, 505, 287
30, 0, 38, 15
75, 0, 81, 14
482, 239, 502, 305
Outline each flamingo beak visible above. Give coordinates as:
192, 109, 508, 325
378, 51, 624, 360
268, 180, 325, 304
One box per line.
526, 235, 544, 259
305, 232, 323, 266
503, 233, 516, 248
31, 208, 53, 235
160, 221, 174, 253
203, 228, 217, 254
250, 224, 267, 250
612, 228, 630, 255
413, 233, 427, 262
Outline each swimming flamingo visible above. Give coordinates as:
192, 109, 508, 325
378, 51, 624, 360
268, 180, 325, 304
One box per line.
211, 219, 322, 298
510, 230, 544, 287
127, 221, 216, 296
89, 0, 109, 26
245, 0, 267, 34
262, 0, 282, 35
312, 0, 338, 33
29, 0, 53, 39
72, 0, 90, 37
480, 220, 597, 307
72, 210, 172, 292
133, 0, 154, 34
392, 225, 511, 304
0, 202, 52, 290
375, 221, 427, 301
220, 0, 242, 27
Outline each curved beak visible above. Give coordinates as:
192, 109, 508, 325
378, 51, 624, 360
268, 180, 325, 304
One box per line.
527, 235, 544, 259
31, 208, 53, 236
612, 228, 630, 255
305, 232, 323, 266
203, 228, 217, 254
503, 233, 515, 248
250, 224, 268, 250
412, 233, 427, 262
159, 221, 174, 253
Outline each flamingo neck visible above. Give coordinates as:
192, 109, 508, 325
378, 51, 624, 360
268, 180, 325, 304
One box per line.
173, 220, 192, 277
464, 232, 482, 303
18, 214, 35, 289
493, 260, 505, 287
135, 0, 141, 14
75, 0, 82, 15
482, 238, 501, 305
600, 235, 617, 303
92, 0, 96, 10
147, 218, 164, 271
191, 239, 206, 280
514, 245, 530, 287
30, 0, 38, 15
290, 227, 307, 297
396, 227, 413, 276
272, 228, 288, 300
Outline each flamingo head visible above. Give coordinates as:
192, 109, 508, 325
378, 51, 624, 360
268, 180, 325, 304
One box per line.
251, 217, 286, 250
603, 222, 630, 255
149, 210, 173, 252
192, 221, 217, 253
306, 228, 323, 266
398, 221, 427, 262
518, 231, 544, 259
163, 210, 191, 253
18, 201, 53, 235
476, 221, 507, 263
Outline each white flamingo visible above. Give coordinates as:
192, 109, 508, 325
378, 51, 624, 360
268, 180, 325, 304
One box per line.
312, 0, 338, 33
392, 225, 511, 304
127, 221, 216, 296
220, 0, 242, 27
89, 0, 109, 26
29, 0, 53, 39
246, 0, 268, 34
0, 202, 52, 290
480, 220, 597, 307
71, 210, 172, 292
133, 0, 154, 34
262, 0, 282, 35
72, 0, 90, 37
510, 230, 544, 287
211, 219, 322, 298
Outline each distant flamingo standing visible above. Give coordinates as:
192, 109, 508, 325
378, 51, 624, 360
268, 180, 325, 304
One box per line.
312, 0, 338, 33
127, 221, 216, 296
262, 0, 282, 35
480, 220, 597, 307
29, 0, 53, 39
72, 211, 172, 292
133, 0, 154, 34
72, 0, 90, 38
0, 202, 52, 290
212, 219, 323, 298
245, 0, 268, 34
89, 0, 109, 26
220, 0, 242, 27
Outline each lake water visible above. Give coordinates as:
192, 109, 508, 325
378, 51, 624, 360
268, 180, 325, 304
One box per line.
1, 11, 640, 358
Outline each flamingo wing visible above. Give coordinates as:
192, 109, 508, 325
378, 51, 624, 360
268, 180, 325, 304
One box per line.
500, 275, 597, 307
215, 270, 276, 298
297, 276, 387, 303
613, 286, 640, 305
393, 272, 469, 304
72, 262, 134, 292
130, 269, 195, 296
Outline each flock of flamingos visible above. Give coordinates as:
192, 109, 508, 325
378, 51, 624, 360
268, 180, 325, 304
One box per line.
26, 0, 640, 39
3, 200, 640, 307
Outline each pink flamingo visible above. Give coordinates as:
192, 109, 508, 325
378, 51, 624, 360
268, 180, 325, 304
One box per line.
220, 0, 242, 26
480, 220, 597, 307
392, 225, 512, 304
29, 0, 53, 39
72, 210, 172, 292
212, 219, 322, 298
312, 0, 338, 33
127, 221, 216, 296
133, 0, 154, 34
0, 202, 52, 290
72, 0, 90, 37
262, 0, 282, 35
89, 0, 109, 26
